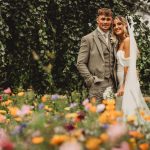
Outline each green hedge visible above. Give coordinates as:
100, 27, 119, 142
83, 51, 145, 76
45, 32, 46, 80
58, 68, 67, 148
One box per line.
0, 0, 149, 95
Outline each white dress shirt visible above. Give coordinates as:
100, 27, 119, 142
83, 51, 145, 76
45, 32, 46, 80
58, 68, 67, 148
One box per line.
97, 27, 109, 45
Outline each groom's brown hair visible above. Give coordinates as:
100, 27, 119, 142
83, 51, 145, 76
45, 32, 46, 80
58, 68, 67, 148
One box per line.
97, 8, 112, 17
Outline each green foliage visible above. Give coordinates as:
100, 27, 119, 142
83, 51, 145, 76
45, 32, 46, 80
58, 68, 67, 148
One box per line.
0, 0, 149, 94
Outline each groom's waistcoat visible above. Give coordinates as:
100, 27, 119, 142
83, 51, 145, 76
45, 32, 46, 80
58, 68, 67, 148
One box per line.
100, 35, 114, 79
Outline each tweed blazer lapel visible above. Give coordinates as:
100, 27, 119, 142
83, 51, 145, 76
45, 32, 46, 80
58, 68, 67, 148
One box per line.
93, 30, 105, 61
96, 29, 111, 51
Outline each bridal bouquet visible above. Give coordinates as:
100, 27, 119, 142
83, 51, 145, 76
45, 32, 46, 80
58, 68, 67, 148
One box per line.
103, 87, 115, 100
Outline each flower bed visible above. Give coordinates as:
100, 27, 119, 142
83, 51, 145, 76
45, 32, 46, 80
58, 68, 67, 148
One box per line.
0, 88, 150, 150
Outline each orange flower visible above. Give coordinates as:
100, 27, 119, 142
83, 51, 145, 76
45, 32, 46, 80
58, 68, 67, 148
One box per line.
41, 95, 48, 102
106, 105, 115, 111
86, 137, 101, 150
0, 114, 6, 123
8, 107, 19, 116
89, 105, 96, 112
107, 100, 115, 105
100, 133, 109, 142
144, 116, 150, 121
140, 110, 145, 116
90, 97, 96, 104
32, 136, 44, 144
50, 135, 70, 145
1, 100, 12, 106
139, 143, 149, 150
98, 115, 108, 124
102, 100, 107, 105
129, 131, 144, 138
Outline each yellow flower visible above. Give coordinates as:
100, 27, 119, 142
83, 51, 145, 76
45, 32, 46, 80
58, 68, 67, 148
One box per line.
14, 117, 22, 122
64, 107, 70, 111
32, 136, 44, 144
129, 138, 137, 149
18, 92, 25, 96
44, 105, 52, 112
127, 115, 136, 122
0, 110, 7, 114
65, 113, 78, 119
86, 137, 101, 150
50, 135, 69, 145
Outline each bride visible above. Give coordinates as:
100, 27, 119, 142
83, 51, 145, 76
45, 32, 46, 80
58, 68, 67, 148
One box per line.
113, 16, 150, 123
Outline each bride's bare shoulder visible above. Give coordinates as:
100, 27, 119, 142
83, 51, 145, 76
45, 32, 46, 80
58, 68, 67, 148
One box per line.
124, 37, 130, 44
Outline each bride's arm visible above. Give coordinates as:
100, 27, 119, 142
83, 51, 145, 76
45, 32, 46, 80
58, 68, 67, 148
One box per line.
117, 37, 130, 96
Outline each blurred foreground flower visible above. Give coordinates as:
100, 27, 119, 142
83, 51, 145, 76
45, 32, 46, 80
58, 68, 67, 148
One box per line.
4, 87, 12, 94
59, 140, 83, 150
32, 136, 44, 144
50, 135, 70, 145
111, 141, 130, 150
0, 128, 14, 150
17, 92, 25, 96
107, 123, 127, 143
17, 105, 33, 117
51, 94, 59, 100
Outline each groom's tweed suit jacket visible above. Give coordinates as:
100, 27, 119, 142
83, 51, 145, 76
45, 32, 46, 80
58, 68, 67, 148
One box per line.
77, 28, 118, 91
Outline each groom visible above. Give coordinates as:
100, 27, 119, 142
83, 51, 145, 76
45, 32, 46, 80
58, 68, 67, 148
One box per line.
77, 8, 117, 101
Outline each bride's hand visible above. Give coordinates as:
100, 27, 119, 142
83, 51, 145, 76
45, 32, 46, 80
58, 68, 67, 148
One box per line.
117, 85, 124, 96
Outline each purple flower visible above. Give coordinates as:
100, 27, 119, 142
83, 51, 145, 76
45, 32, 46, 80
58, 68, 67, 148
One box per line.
51, 94, 59, 100
38, 103, 44, 110
69, 102, 78, 108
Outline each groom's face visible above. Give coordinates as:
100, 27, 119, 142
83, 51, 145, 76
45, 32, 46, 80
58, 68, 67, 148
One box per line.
97, 15, 112, 32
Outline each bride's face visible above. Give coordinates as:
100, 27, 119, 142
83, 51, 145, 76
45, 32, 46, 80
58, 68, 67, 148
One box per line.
113, 19, 124, 36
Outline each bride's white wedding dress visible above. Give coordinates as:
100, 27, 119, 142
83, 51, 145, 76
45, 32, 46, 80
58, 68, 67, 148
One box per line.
116, 48, 150, 123
115, 18, 150, 123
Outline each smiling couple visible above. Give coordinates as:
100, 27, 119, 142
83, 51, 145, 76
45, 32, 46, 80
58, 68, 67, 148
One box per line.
77, 8, 150, 120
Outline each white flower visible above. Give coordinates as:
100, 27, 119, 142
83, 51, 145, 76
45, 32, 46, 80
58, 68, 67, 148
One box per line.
103, 87, 115, 100
96, 104, 105, 113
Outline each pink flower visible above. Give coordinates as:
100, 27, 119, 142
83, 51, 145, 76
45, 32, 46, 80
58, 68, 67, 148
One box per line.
0, 95, 3, 101
4, 88, 12, 94
59, 140, 82, 150
17, 105, 32, 117
107, 123, 127, 143
0, 128, 14, 150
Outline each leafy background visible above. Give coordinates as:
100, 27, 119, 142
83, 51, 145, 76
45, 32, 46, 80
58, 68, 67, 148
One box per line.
0, 0, 149, 95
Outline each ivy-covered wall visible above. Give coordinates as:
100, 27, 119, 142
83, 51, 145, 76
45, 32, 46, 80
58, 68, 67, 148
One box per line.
0, 0, 149, 95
